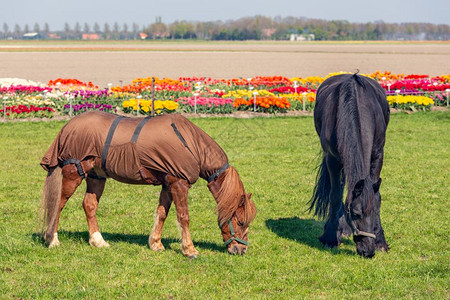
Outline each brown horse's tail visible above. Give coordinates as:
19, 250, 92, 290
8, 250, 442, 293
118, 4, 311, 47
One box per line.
40, 166, 63, 244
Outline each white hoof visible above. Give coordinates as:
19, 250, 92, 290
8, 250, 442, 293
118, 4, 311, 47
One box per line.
48, 233, 60, 248
149, 236, 165, 251
89, 231, 110, 248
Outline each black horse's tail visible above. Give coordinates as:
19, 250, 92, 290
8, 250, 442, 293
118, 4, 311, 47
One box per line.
308, 155, 331, 218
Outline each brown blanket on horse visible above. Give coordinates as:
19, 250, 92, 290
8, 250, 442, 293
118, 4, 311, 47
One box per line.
41, 112, 228, 184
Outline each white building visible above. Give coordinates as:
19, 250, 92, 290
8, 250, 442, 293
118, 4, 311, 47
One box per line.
289, 33, 315, 41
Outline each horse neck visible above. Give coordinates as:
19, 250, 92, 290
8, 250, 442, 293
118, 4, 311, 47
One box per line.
208, 167, 242, 226
198, 135, 228, 180
209, 167, 256, 227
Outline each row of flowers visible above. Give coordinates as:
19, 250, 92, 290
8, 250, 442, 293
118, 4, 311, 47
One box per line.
1, 71, 448, 119
2, 105, 55, 119
386, 95, 436, 110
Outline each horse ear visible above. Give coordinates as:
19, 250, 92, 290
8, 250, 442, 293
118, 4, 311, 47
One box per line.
373, 178, 382, 193
247, 193, 252, 199
352, 179, 365, 198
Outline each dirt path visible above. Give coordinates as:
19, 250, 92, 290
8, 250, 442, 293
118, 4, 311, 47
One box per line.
1, 42, 449, 87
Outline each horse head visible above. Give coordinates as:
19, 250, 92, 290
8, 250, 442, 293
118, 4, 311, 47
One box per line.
344, 178, 382, 258
207, 166, 256, 255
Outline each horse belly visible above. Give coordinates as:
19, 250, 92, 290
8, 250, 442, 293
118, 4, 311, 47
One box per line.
105, 143, 145, 183
320, 125, 339, 159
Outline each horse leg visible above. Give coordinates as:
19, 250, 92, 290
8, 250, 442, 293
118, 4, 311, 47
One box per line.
82, 177, 109, 247
371, 151, 389, 252
319, 154, 344, 248
148, 186, 172, 251
47, 165, 83, 247
167, 176, 199, 258
337, 203, 352, 237
373, 191, 389, 251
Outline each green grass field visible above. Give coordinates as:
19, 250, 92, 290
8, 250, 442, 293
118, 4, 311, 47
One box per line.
0, 112, 448, 299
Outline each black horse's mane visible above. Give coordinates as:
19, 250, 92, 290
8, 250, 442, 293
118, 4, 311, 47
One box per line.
336, 74, 367, 190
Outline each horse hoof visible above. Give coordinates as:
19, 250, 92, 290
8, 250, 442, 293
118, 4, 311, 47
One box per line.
48, 239, 60, 248
89, 232, 110, 248
183, 249, 199, 259
89, 240, 110, 248
319, 235, 339, 248
148, 238, 165, 251
149, 243, 165, 252
47, 233, 60, 248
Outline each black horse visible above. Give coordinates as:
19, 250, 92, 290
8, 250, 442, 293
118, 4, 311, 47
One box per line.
309, 73, 390, 258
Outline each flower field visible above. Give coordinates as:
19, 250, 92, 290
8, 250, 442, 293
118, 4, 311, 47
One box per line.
1, 71, 449, 119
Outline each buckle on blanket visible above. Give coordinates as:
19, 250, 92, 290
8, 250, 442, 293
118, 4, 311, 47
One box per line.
207, 163, 230, 182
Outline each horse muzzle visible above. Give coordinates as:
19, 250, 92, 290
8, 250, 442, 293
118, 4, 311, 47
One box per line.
354, 235, 376, 258
227, 242, 247, 255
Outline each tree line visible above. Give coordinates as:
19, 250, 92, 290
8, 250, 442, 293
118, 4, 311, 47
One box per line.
2, 16, 449, 41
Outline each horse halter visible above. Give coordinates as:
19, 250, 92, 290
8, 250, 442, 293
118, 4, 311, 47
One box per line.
344, 206, 376, 239
220, 219, 248, 246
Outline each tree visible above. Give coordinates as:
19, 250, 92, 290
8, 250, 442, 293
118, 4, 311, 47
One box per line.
111, 22, 120, 40
1, 16, 448, 41
33, 23, 40, 33
146, 21, 169, 39
169, 21, 196, 39
74, 22, 81, 39
83, 23, 90, 34
2, 23, 9, 38
42, 23, 50, 39
122, 23, 129, 39
132, 22, 139, 39
13, 24, 21, 39
63, 23, 71, 39
103, 22, 111, 39
93, 22, 100, 34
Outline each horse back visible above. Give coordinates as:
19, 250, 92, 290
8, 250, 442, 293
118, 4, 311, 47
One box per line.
314, 74, 389, 163
41, 111, 228, 185
41, 111, 119, 171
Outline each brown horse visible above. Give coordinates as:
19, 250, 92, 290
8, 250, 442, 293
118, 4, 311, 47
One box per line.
40, 111, 256, 258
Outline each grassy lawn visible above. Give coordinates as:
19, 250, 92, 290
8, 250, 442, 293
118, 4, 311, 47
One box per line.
0, 111, 448, 298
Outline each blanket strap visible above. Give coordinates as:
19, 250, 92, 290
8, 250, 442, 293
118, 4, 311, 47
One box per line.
171, 122, 195, 157
101, 116, 124, 173
207, 163, 230, 182
131, 116, 151, 143
87, 173, 106, 180
61, 158, 86, 179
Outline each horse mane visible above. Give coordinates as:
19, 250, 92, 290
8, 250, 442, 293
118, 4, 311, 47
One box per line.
336, 74, 368, 192
209, 166, 256, 227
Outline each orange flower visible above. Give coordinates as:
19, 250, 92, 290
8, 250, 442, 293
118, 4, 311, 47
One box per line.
48, 78, 98, 89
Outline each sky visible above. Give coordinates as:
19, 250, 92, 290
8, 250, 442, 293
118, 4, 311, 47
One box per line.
1, 0, 449, 31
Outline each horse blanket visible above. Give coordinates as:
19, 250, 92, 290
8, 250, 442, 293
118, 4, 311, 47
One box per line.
41, 111, 228, 184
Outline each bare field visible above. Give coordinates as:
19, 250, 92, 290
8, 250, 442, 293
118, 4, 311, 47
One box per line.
1, 41, 449, 87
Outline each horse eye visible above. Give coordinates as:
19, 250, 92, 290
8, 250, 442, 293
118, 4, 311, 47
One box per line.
351, 211, 362, 219
237, 220, 244, 226
351, 203, 363, 217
